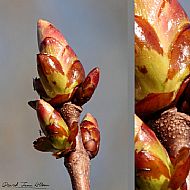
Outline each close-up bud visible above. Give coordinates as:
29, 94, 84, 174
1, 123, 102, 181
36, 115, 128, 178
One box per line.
80, 113, 100, 159
135, 115, 173, 190
28, 99, 77, 156
135, 115, 190, 190
73, 67, 100, 106
36, 19, 85, 105
135, 0, 190, 118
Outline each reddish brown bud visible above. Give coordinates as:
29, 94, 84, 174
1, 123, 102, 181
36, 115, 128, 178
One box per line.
80, 113, 100, 158
135, 0, 190, 117
73, 67, 100, 106
169, 147, 190, 190
135, 114, 190, 190
37, 19, 68, 49
28, 99, 77, 157
36, 19, 85, 105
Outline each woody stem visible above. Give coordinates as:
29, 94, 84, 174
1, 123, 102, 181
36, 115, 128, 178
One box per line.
61, 102, 91, 190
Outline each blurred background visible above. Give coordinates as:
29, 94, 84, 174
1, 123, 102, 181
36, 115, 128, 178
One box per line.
180, 0, 190, 16
0, 0, 133, 190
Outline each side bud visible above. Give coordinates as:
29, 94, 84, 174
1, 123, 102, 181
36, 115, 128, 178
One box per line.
80, 113, 100, 159
135, 115, 173, 190
169, 147, 190, 190
135, 115, 190, 190
73, 67, 100, 106
28, 99, 77, 156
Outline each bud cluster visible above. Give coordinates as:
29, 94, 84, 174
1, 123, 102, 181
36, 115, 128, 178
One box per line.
29, 19, 100, 159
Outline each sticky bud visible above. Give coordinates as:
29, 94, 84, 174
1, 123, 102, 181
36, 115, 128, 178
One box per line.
135, 115, 190, 190
36, 19, 85, 105
80, 113, 100, 158
73, 67, 100, 106
135, 115, 172, 190
28, 99, 77, 156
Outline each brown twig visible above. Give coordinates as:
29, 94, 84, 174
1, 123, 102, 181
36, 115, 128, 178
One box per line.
148, 107, 190, 189
61, 102, 91, 190
148, 107, 190, 158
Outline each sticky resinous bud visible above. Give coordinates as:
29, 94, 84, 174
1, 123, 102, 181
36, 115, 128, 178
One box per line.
135, 115, 190, 190
135, 0, 190, 118
73, 67, 100, 106
135, 115, 173, 190
80, 113, 100, 159
36, 19, 85, 105
28, 99, 78, 157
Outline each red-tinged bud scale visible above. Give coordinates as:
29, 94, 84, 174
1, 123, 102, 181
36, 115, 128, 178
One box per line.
37, 19, 68, 48
135, 115, 172, 190
28, 99, 77, 155
36, 19, 85, 105
73, 67, 100, 106
135, 0, 190, 118
169, 147, 190, 190
80, 113, 100, 158
135, 115, 190, 190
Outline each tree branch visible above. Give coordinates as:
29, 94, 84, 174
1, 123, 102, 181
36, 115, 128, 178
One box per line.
61, 102, 90, 190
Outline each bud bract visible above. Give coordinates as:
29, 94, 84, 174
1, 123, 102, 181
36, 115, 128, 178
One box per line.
73, 67, 100, 106
80, 113, 100, 158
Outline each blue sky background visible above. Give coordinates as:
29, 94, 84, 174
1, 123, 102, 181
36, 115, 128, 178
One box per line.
0, 1, 132, 189
180, 0, 190, 16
